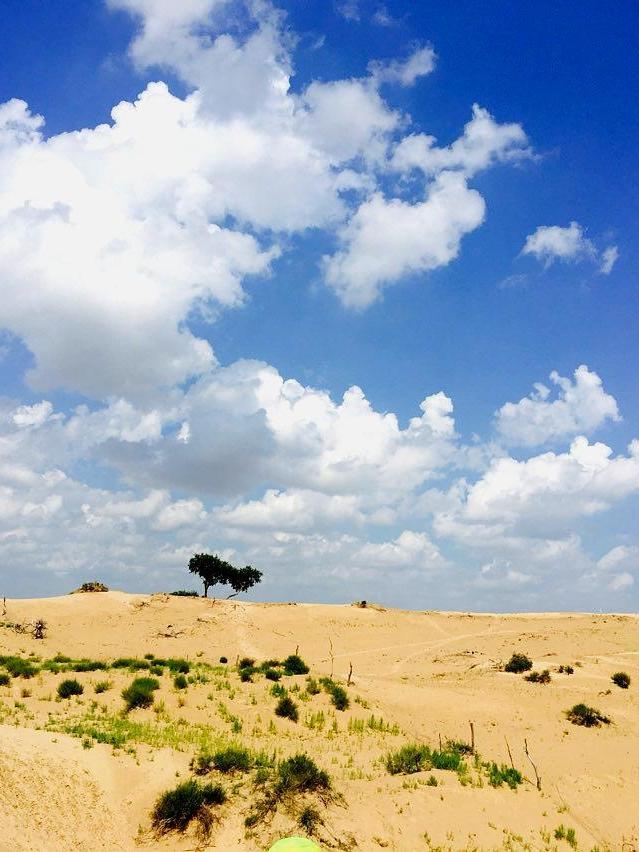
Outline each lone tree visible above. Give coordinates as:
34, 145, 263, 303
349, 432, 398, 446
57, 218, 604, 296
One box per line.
187, 554, 262, 599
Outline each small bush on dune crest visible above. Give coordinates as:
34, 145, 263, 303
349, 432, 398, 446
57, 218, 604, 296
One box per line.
122, 676, 160, 711
74, 581, 108, 593
151, 779, 226, 834
170, 590, 199, 597
612, 672, 630, 689
58, 679, 83, 699
504, 653, 533, 673
565, 703, 610, 727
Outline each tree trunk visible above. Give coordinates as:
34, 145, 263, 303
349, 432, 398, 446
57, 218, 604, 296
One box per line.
203, 582, 209, 598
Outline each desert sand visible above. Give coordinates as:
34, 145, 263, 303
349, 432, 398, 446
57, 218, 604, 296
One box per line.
0, 591, 637, 851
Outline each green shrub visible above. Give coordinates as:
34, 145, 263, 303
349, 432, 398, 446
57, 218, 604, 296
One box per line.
612, 672, 630, 689
566, 703, 611, 727
426, 775, 438, 787
270, 683, 286, 698
275, 695, 299, 722
484, 762, 522, 789
329, 684, 349, 711
504, 653, 532, 673
174, 674, 188, 690
212, 745, 252, 773
149, 665, 164, 676
298, 804, 322, 834
263, 668, 281, 681
75, 581, 108, 593
0, 672, 10, 686
384, 744, 430, 775
112, 657, 150, 671
58, 679, 84, 699
53, 653, 72, 663
275, 753, 330, 795
558, 664, 574, 674
525, 669, 551, 684
282, 654, 309, 675
168, 658, 190, 674
72, 659, 108, 672
305, 677, 320, 695
219, 656, 228, 664
239, 668, 254, 683
0, 656, 38, 678
554, 824, 578, 848
429, 748, 462, 771
122, 676, 160, 711
238, 657, 255, 669
94, 680, 111, 693
151, 779, 226, 834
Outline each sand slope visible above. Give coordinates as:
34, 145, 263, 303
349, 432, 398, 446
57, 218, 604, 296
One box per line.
0, 592, 638, 850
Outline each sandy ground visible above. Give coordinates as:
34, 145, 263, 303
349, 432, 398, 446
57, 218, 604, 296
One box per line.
0, 591, 638, 851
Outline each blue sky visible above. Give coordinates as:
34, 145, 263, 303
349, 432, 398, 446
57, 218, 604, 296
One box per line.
0, 0, 637, 609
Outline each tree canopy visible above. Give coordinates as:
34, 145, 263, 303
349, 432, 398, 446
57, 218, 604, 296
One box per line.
187, 553, 262, 598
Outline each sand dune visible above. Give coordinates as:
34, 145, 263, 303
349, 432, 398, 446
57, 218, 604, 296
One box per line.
0, 592, 637, 850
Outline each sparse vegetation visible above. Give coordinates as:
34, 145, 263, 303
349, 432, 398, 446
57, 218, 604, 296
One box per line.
558, 665, 574, 674
612, 671, 630, 689
122, 676, 160, 711
566, 703, 611, 727
94, 680, 111, 693
504, 653, 533, 673
151, 778, 226, 834
0, 672, 10, 686
169, 590, 199, 597
525, 669, 551, 684
174, 674, 188, 690
554, 824, 578, 848
57, 679, 84, 699
275, 694, 299, 722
